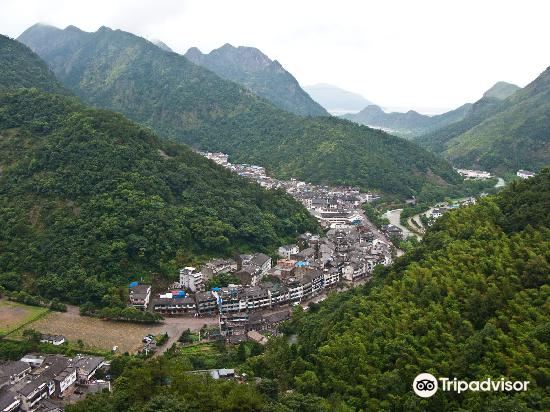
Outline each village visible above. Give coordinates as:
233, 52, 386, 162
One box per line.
3, 156, 535, 412
0, 352, 108, 412
123, 151, 404, 346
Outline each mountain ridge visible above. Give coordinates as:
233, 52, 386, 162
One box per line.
184, 43, 328, 116
416, 74, 550, 174
18, 24, 462, 199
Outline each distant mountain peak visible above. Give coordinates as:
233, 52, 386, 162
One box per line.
151, 39, 173, 52
482, 81, 520, 100
184, 43, 328, 116
304, 84, 374, 115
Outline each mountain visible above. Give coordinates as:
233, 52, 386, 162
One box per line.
342, 103, 472, 138
482, 80, 521, 100
0, 33, 67, 94
151, 39, 173, 52
184, 43, 328, 116
304, 83, 374, 114
18, 24, 462, 199
0, 35, 318, 306
251, 169, 550, 410
414, 78, 550, 175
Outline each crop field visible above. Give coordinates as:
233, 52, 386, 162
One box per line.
20, 306, 218, 354
0, 299, 49, 335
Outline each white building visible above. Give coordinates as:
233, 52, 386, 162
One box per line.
277, 244, 299, 259
517, 170, 536, 179
179, 267, 204, 292
456, 169, 492, 179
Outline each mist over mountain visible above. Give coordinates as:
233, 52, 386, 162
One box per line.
342, 103, 472, 138
185, 43, 328, 116
304, 83, 374, 114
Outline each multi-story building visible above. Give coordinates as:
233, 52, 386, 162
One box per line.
179, 267, 203, 292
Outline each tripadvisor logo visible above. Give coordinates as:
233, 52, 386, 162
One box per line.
413, 373, 529, 398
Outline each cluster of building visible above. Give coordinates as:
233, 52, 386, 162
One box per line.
425, 197, 478, 224
0, 354, 106, 412
456, 169, 492, 180
144, 224, 393, 318
517, 169, 536, 179
197, 150, 381, 229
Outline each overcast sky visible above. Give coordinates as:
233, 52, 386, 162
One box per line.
2, 0, 549, 112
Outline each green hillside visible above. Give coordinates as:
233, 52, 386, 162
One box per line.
247, 170, 550, 410
18, 24, 463, 199
185, 44, 328, 116
0, 88, 318, 306
417, 76, 550, 174
0, 34, 67, 93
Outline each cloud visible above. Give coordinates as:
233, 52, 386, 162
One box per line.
2, 0, 549, 111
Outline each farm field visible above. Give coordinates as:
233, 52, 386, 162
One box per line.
19, 305, 218, 353
0, 299, 49, 335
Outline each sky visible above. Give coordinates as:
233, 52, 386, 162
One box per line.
2, 0, 549, 113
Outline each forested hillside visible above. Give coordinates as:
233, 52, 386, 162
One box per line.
0, 34, 67, 93
185, 44, 328, 116
417, 76, 550, 175
18, 24, 463, 199
245, 170, 550, 410
0, 89, 318, 306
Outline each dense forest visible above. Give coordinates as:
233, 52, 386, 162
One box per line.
62, 169, 549, 412
0, 88, 318, 306
18, 24, 465, 200
0, 34, 67, 93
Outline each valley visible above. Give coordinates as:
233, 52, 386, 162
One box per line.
0, 5, 548, 411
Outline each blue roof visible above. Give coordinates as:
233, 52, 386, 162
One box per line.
129, 281, 139, 288
212, 287, 221, 291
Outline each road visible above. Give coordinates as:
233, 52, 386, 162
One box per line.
152, 315, 218, 356
384, 209, 421, 241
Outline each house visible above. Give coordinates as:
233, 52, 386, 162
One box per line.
128, 284, 151, 310
431, 208, 447, 219
219, 313, 249, 336
179, 267, 203, 292
39, 335, 66, 346
152, 296, 197, 315
195, 291, 218, 315
235, 254, 253, 270
247, 330, 268, 345
73, 356, 105, 384
250, 253, 272, 275
517, 169, 535, 179
16, 374, 52, 410
323, 268, 339, 287
247, 310, 291, 332
234, 266, 261, 286
0, 361, 31, 385
382, 224, 403, 240
20, 354, 45, 369
456, 169, 492, 179
277, 244, 299, 259
0, 387, 20, 412
201, 259, 237, 281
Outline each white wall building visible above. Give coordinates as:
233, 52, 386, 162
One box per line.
179, 267, 204, 292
